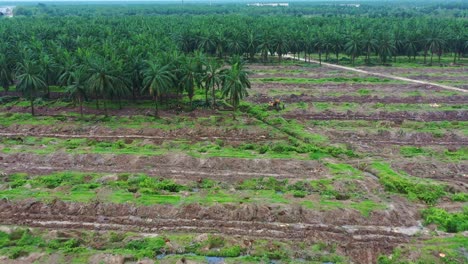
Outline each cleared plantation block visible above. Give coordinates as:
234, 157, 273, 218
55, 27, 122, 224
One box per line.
0, 172, 389, 217
0, 228, 348, 263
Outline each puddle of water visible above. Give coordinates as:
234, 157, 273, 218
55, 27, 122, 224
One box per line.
206, 256, 225, 264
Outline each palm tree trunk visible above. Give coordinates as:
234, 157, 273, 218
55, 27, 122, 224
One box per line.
318, 51, 322, 66
153, 96, 159, 117
103, 100, 108, 117
30, 99, 35, 116
95, 91, 100, 109
211, 83, 216, 110
79, 97, 83, 117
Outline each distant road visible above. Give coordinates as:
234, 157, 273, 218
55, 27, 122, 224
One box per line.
284, 55, 467, 93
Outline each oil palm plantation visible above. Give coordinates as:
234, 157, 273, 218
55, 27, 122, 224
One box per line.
65, 68, 88, 117
0, 54, 13, 92
86, 57, 128, 115
16, 59, 47, 116
220, 56, 250, 118
203, 59, 221, 109
142, 60, 174, 116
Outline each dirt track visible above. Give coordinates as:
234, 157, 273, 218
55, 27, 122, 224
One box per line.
284, 55, 467, 93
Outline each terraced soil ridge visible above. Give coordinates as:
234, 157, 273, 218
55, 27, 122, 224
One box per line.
0, 199, 421, 263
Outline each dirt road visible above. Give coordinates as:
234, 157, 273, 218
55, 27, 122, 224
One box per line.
284, 55, 467, 93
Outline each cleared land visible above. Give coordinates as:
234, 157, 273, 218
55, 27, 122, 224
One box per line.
0, 59, 467, 264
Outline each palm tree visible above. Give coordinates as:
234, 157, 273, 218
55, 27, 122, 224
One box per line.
39, 53, 56, 98
86, 57, 127, 115
0, 54, 13, 93
272, 33, 290, 63
220, 56, 251, 118
258, 32, 272, 62
312, 34, 324, 65
16, 59, 47, 116
65, 68, 88, 117
426, 29, 446, 64
404, 34, 419, 62
376, 34, 396, 64
125, 47, 144, 102
203, 59, 221, 109
142, 60, 174, 116
179, 57, 197, 107
361, 33, 378, 64
227, 33, 246, 57
57, 51, 77, 87
245, 30, 259, 60
344, 32, 361, 65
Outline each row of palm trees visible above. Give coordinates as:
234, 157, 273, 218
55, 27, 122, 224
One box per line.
0, 15, 466, 117
10, 50, 250, 117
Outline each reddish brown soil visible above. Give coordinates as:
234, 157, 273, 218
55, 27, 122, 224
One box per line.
284, 110, 468, 122
0, 198, 421, 263
251, 82, 459, 95
0, 122, 277, 144
310, 129, 467, 147
0, 152, 325, 182
251, 93, 468, 104
1, 105, 222, 118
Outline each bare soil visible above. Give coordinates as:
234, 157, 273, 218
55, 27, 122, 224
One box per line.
0, 198, 423, 264
284, 110, 468, 122
0, 152, 325, 182
251, 93, 468, 104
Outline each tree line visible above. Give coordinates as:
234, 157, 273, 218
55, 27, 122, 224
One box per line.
0, 11, 466, 116
12, 1, 468, 19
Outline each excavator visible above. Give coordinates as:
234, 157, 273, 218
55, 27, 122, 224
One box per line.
268, 98, 284, 111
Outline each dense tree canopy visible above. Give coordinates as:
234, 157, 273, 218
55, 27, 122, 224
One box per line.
0, 1, 466, 115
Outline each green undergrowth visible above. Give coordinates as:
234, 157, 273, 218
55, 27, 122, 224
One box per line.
1, 136, 323, 160
285, 102, 466, 113
370, 162, 446, 204
377, 235, 468, 264
307, 120, 468, 136
0, 228, 348, 263
422, 207, 468, 233
0, 112, 266, 131
240, 103, 357, 159
0, 171, 386, 216
400, 146, 467, 162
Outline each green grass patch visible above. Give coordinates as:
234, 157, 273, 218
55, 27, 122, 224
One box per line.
422, 207, 468, 233
371, 162, 446, 204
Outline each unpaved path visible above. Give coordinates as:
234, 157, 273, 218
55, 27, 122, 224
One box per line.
285, 55, 467, 93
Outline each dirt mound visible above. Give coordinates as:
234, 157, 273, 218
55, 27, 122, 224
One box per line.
251, 93, 468, 104
0, 198, 422, 263
322, 130, 467, 146
0, 152, 325, 182
284, 110, 468, 122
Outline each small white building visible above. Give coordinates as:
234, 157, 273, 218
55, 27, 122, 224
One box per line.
0, 7, 14, 17
247, 3, 289, 7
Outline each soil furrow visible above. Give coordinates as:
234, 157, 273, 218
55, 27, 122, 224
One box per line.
251, 94, 468, 104
284, 110, 468, 122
